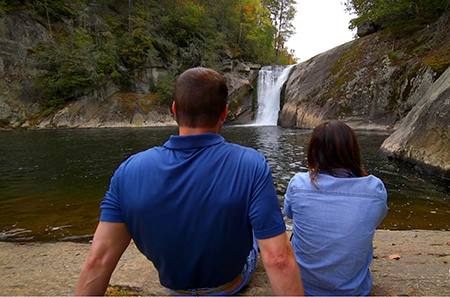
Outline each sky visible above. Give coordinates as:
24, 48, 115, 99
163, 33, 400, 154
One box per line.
285, 0, 356, 62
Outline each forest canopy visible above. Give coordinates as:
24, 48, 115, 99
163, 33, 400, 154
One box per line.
0, 0, 298, 108
2, 0, 447, 111
344, 0, 449, 34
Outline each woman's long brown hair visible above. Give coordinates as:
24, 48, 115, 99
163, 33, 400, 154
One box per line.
307, 120, 368, 186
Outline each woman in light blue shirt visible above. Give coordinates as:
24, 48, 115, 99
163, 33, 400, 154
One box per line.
284, 120, 388, 296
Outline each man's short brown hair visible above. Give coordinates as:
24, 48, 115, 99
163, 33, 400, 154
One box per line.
174, 67, 228, 128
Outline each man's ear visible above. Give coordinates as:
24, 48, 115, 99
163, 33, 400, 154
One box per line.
172, 101, 177, 115
220, 105, 228, 122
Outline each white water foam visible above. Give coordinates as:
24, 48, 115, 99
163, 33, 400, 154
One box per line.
254, 65, 294, 126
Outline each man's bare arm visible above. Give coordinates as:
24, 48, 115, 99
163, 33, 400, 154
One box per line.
258, 232, 304, 296
75, 221, 131, 296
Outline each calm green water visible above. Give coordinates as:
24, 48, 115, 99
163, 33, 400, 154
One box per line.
1, 125, 449, 242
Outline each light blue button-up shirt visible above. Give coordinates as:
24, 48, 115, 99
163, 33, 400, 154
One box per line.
284, 171, 388, 296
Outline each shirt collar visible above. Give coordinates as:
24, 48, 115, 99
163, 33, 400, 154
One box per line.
320, 169, 356, 178
163, 133, 225, 150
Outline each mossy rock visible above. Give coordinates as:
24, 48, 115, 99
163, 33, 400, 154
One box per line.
106, 285, 144, 296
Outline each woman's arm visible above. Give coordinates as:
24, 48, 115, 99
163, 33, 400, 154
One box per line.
284, 182, 294, 219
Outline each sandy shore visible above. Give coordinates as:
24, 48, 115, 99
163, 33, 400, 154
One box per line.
0, 230, 449, 296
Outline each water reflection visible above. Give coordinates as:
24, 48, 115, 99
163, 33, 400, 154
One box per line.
0, 126, 449, 242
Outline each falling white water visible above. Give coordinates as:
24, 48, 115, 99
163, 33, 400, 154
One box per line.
254, 65, 294, 126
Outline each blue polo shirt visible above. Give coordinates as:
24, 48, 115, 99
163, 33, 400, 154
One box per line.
100, 133, 286, 290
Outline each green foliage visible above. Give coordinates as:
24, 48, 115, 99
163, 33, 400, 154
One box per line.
387, 50, 401, 62
0, 118, 11, 128
154, 71, 177, 106
424, 49, 450, 76
31, 0, 71, 22
36, 27, 104, 104
0, 0, 28, 13
26, 0, 297, 114
263, 0, 297, 63
344, 0, 448, 36
41, 98, 65, 116
415, 46, 431, 55
1, 0, 71, 22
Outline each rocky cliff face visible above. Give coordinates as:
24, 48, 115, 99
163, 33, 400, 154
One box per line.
29, 93, 176, 129
25, 61, 258, 129
224, 61, 260, 124
280, 12, 449, 173
380, 67, 450, 175
0, 10, 258, 129
0, 11, 49, 126
281, 34, 447, 129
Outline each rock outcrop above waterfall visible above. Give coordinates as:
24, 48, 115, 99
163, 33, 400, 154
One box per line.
380, 67, 450, 175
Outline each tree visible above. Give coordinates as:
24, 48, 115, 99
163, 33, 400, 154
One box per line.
263, 0, 296, 63
238, 0, 277, 63
30, 0, 297, 113
36, 28, 104, 112
344, 0, 449, 34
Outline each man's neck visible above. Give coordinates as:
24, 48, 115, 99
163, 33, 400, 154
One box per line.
178, 126, 221, 136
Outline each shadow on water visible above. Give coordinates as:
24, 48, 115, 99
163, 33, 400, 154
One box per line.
0, 126, 449, 242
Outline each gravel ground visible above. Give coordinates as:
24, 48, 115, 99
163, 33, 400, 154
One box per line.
0, 230, 449, 296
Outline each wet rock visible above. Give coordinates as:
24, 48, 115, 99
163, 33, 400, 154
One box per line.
380, 67, 450, 175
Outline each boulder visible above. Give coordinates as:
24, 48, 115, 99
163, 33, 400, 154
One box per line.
357, 20, 377, 37
380, 67, 450, 175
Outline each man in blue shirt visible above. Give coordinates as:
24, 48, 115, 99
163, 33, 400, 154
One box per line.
75, 67, 303, 296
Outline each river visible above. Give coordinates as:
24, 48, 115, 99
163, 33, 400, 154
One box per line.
0, 125, 449, 242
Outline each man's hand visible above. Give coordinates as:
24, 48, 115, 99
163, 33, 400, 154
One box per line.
75, 221, 131, 296
258, 232, 304, 296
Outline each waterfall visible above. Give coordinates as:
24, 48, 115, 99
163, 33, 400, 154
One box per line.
254, 65, 294, 126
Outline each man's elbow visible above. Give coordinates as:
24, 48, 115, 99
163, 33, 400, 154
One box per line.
262, 250, 295, 271
83, 251, 111, 272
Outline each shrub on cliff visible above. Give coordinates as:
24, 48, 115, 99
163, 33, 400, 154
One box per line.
344, 0, 449, 36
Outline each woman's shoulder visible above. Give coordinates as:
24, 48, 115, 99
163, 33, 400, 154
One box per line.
362, 174, 386, 187
313, 172, 387, 198
364, 174, 388, 194
289, 171, 312, 187
291, 171, 310, 180
338, 174, 388, 199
